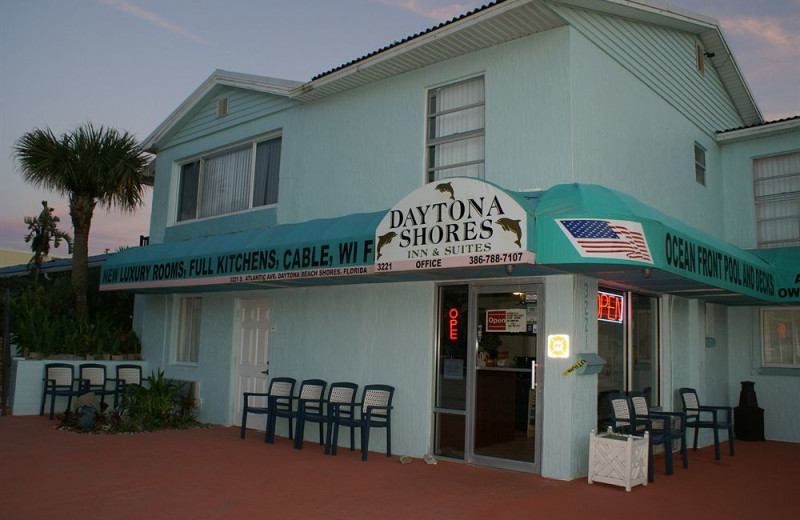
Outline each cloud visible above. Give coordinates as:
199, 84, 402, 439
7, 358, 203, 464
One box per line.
96, 0, 209, 45
373, 0, 478, 22
720, 16, 800, 48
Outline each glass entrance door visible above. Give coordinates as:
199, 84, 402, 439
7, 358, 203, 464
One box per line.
470, 284, 542, 472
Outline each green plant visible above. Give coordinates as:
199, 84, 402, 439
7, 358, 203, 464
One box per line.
9, 286, 58, 357
121, 370, 196, 431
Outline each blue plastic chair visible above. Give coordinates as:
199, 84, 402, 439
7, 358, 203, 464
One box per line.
112, 364, 144, 408
266, 379, 327, 444
79, 363, 116, 406
331, 384, 394, 461
40, 363, 83, 420
630, 391, 688, 480
293, 381, 358, 452
679, 387, 734, 460
240, 377, 295, 441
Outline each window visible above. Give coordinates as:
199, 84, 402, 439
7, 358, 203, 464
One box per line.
754, 151, 800, 248
597, 290, 660, 429
176, 297, 202, 363
694, 143, 706, 186
426, 76, 484, 182
762, 308, 800, 368
177, 136, 281, 222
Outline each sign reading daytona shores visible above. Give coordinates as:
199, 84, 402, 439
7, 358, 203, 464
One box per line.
374, 178, 534, 272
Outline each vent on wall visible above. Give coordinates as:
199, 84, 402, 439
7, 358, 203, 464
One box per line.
217, 98, 228, 118
695, 44, 705, 75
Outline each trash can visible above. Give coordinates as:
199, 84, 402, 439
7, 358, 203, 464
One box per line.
734, 381, 765, 441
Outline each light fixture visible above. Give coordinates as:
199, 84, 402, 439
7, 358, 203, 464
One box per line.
505, 264, 514, 275
642, 268, 653, 279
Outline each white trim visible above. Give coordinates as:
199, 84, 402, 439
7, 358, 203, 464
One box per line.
142, 70, 301, 151
717, 119, 800, 144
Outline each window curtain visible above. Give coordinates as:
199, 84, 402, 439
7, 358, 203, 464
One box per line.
198, 146, 252, 219
177, 297, 202, 363
253, 137, 281, 206
178, 161, 200, 221
754, 151, 800, 248
429, 77, 485, 180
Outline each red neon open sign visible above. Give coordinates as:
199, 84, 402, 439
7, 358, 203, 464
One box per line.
597, 291, 624, 323
449, 308, 459, 341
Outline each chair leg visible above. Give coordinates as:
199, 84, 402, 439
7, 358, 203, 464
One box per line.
293, 417, 304, 450
647, 444, 655, 483
713, 428, 720, 460
664, 441, 674, 476
692, 426, 699, 451
681, 435, 688, 469
325, 418, 334, 455
49, 394, 56, 420
361, 424, 370, 462
40, 389, 47, 416
240, 410, 248, 439
386, 419, 392, 458
265, 414, 275, 444
288, 417, 293, 440
318, 421, 324, 446
728, 425, 735, 456
331, 422, 340, 456
349, 425, 355, 451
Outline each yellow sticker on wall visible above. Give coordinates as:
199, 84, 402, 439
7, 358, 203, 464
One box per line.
563, 359, 587, 375
548, 334, 569, 358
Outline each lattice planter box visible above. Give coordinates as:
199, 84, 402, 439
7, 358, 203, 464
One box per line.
588, 429, 649, 491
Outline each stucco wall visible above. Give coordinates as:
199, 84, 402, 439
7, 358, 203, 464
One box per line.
138, 282, 434, 457
728, 306, 800, 442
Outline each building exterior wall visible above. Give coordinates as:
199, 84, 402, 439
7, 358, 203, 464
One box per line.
719, 127, 800, 248
129, 5, 799, 483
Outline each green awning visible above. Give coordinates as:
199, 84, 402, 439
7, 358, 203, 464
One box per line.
532, 183, 798, 304
100, 211, 384, 292
101, 180, 799, 304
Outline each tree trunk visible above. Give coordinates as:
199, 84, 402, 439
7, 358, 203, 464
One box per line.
69, 194, 95, 321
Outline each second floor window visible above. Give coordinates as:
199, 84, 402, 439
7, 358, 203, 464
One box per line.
178, 135, 281, 222
694, 143, 706, 186
427, 76, 485, 182
754, 151, 800, 248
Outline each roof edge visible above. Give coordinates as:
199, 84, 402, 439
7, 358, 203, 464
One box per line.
140, 69, 303, 152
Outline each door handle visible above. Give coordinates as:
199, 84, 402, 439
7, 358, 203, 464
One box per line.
531, 360, 537, 390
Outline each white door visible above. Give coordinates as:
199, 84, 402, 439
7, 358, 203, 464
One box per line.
234, 298, 271, 431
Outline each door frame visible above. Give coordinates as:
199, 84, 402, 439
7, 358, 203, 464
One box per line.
466, 280, 545, 473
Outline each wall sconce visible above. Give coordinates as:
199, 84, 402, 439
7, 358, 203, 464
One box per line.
642, 268, 653, 279
505, 264, 514, 276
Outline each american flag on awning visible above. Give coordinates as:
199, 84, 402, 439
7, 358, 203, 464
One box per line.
557, 219, 653, 263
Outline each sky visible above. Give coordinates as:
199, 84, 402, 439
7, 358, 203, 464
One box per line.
1, 0, 798, 257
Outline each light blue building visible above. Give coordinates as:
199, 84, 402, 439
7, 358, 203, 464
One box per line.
101, 0, 799, 480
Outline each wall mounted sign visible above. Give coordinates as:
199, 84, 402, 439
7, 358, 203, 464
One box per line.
597, 291, 624, 323
374, 177, 534, 272
548, 334, 570, 358
486, 309, 527, 333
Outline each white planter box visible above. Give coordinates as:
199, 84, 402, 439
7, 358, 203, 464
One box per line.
588, 429, 649, 491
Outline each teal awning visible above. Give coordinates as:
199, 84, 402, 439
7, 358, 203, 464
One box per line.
100, 211, 384, 292
101, 180, 799, 304
532, 184, 798, 304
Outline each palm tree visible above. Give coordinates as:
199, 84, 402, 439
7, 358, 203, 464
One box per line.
13, 123, 149, 319
24, 200, 73, 281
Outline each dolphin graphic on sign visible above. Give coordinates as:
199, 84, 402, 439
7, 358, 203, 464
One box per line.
495, 218, 522, 247
435, 182, 455, 200
376, 231, 397, 260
